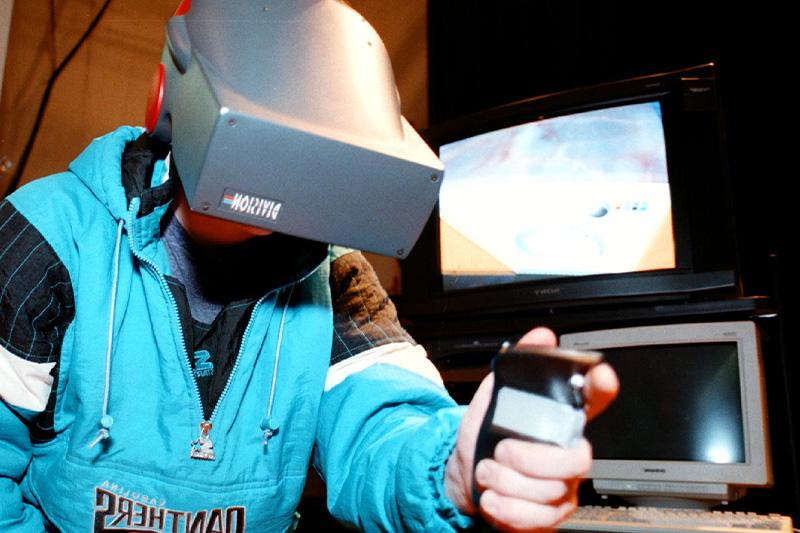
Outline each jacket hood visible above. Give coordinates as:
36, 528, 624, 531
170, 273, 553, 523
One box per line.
68, 126, 152, 221
66, 125, 328, 280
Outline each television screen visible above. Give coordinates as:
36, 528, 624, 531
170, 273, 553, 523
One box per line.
438, 101, 676, 292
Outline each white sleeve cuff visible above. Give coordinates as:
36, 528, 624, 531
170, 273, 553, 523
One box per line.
0, 345, 56, 412
324, 342, 444, 392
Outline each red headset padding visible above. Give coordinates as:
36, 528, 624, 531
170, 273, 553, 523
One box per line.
174, 0, 192, 16
145, 63, 165, 133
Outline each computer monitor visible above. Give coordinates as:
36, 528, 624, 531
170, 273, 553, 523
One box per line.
560, 321, 771, 507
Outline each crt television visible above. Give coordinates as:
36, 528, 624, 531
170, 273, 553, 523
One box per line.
561, 321, 771, 506
401, 64, 739, 320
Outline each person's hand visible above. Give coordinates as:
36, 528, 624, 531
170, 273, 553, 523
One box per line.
444, 327, 619, 531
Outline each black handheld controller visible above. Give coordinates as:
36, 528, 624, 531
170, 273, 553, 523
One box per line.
471, 343, 603, 510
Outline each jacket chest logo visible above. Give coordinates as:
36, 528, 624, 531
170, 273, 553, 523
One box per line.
93, 485, 246, 532
193, 350, 214, 378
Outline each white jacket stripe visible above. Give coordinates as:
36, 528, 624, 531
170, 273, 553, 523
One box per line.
325, 342, 444, 392
0, 343, 55, 411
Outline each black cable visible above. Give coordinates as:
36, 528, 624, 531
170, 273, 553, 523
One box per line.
2, 0, 114, 197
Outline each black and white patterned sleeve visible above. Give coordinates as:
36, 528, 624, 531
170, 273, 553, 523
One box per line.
0, 200, 75, 419
329, 249, 415, 365
326, 249, 443, 390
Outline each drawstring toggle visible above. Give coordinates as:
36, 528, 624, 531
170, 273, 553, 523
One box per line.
261, 417, 280, 450
88, 415, 115, 448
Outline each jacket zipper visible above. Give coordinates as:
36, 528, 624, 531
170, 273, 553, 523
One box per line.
125, 206, 215, 460
198, 292, 269, 459
124, 202, 325, 461
187, 277, 317, 459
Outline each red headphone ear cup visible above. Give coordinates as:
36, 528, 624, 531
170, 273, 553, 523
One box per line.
174, 0, 192, 16
145, 64, 166, 133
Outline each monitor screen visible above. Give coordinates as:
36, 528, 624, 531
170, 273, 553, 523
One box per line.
588, 342, 744, 464
438, 101, 676, 292
560, 321, 771, 503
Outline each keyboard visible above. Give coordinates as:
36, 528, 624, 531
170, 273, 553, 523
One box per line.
558, 505, 794, 532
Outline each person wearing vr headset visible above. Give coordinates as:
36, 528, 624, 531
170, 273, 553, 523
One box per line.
0, 1, 617, 531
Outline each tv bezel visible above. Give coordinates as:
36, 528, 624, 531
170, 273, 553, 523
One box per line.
561, 321, 772, 500
400, 63, 738, 318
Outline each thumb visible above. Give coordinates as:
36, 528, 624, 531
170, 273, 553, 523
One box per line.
516, 326, 557, 347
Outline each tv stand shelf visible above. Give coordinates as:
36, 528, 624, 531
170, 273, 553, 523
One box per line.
400, 295, 776, 360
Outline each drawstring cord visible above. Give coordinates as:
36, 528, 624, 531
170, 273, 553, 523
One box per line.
89, 218, 124, 448
261, 283, 296, 449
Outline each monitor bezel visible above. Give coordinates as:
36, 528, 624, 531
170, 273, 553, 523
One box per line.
560, 321, 772, 493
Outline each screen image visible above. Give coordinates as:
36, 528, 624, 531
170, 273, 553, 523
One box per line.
587, 342, 745, 464
438, 101, 676, 291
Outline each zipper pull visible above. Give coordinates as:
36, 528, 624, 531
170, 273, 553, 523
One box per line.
190, 420, 215, 461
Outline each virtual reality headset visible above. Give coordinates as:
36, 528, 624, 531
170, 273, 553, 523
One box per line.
146, 0, 444, 258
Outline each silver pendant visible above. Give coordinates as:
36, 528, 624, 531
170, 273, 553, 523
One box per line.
190, 420, 215, 461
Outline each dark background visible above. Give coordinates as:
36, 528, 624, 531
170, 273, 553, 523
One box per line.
424, 0, 800, 523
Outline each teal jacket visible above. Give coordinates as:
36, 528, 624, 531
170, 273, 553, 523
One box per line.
0, 126, 471, 532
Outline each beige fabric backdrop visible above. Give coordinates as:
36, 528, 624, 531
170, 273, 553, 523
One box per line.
0, 0, 426, 292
